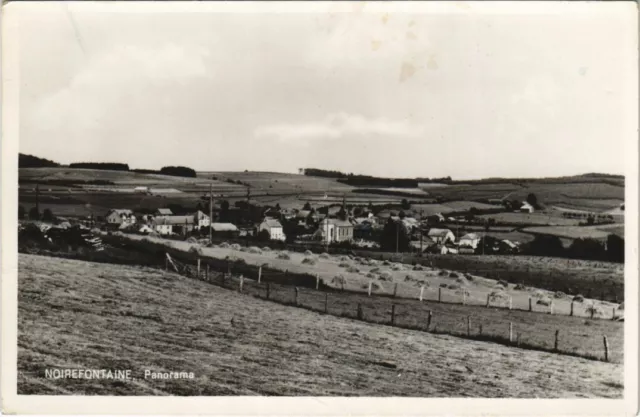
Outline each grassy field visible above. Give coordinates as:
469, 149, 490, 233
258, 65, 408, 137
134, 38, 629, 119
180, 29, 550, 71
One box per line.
523, 226, 612, 241
18, 254, 623, 397
478, 212, 581, 227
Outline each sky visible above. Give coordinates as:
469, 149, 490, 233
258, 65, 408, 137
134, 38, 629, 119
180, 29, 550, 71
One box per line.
12, 2, 637, 180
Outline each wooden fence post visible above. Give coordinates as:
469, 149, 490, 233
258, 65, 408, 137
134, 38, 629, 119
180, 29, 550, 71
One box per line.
516, 333, 521, 347
509, 297, 512, 310
258, 266, 262, 283
554, 330, 559, 352
463, 291, 466, 305
315, 273, 320, 290
570, 301, 574, 317
603, 335, 609, 362
426, 310, 432, 331
419, 285, 424, 302
486, 293, 490, 308
438, 287, 442, 303
357, 303, 363, 320
368, 281, 372, 297
197, 258, 201, 277
239, 275, 244, 293
324, 293, 328, 314
206, 264, 209, 281
590, 305, 595, 319
165, 257, 168, 271
294, 287, 299, 306
393, 283, 398, 298
227, 261, 231, 275
509, 322, 513, 344
612, 307, 616, 320
467, 316, 471, 336
479, 324, 483, 336
528, 297, 532, 312
549, 301, 554, 315
391, 304, 396, 325
266, 282, 270, 300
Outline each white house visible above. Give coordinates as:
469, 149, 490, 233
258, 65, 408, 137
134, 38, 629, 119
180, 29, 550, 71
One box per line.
427, 228, 456, 245
193, 210, 211, 229
459, 233, 481, 249
316, 218, 354, 244
520, 202, 535, 213
134, 186, 149, 193
151, 217, 173, 235
138, 224, 154, 234
106, 209, 136, 226
259, 218, 286, 241
155, 208, 173, 216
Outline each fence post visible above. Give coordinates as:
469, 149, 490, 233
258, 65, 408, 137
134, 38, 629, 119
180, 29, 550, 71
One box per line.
553, 330, 559, 351
206, 264, 209, 281
509, 322, 513, 344
315, 273, 320, 290
486, 293, 490, 308
516, 333, 521, 347
603, 335, 609, 362
294, 287, 299, 306
419, 285, 424, 302
509, 296, 512, 310
239, 275, 244, 293
438, 287, 442, 303
393, 283, 398, 298
357, 303, 363, 320
324, 293, 328, 314
467, 316, 471, 336
391, 304, 396, 325
165, 257, 168, 271
197, 258, 201, 277
368, 281, 372, 297
266, 282, 270, 300
463, 291, 466, 305
570, 301, 574, 317
549, 301, 554, 315
227, 261, 231, 275
426, 310, 432, 331
528, 297, 532, 312
612, 307, 616, 320
479, 324, 483, 336
590, 305, 595, 319
258, 266, 262, 283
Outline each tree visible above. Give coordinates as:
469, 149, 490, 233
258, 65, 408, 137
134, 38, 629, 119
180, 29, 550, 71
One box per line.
380, 218, 410, 252
303, 202, 312, 211
524, 235, 565, 257
42, 208, 54, 222
401, 199, 411, 210
18, 205, 25, 220
28, 206, 40, 220
586, 214, 595, 226
275, 203, 281, 211
526, 193, 538, 209
568, 238, 605, 260
257, 229, 271, 241
398, 210, 406, 219
220, 200, 230, 222
337, 206, 347, 220
607, 234, 624, 263
281, 219, 298, 244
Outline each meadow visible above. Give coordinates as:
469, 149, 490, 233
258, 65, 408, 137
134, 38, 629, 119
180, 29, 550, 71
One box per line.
18, 254, 623, 397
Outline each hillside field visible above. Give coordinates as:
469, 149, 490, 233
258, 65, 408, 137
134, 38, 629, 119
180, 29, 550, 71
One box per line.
18, 254, 623, 397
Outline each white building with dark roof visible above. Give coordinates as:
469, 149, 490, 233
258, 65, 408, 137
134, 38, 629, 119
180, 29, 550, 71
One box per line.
259, 218, 285, 241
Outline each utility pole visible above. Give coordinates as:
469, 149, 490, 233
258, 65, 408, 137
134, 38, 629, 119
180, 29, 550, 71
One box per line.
35, 183, 40, 219
209, 183, 213, 243
420, 210, 424, 254
396, 218, 399, 254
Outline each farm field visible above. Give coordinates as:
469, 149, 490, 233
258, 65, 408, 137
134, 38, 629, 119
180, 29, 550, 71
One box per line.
479, 212, 581, 226
523, 226, 612, 241
112, 233, 623, 316
18, 254, 623, 397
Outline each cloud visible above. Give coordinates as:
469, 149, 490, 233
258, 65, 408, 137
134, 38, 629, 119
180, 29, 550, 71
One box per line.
253, 112, 425, 144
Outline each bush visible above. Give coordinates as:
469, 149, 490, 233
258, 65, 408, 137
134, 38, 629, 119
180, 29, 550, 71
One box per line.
230, 243, 242, 251
382, 260, 391, 266
262, 246, 272, 252
276, 252, 291, 260
302, 257, 317, 265
455, 277, 467, 285
554, 291, 566, 299
448, 272, 459, 278
412, 264, 424, 271
379, 271, 392, 281
304, 250, 313, 256
339, 262, 351, 268
370, 267, 380, 273
573, 294, 585, 303
332, 274, 346, 288
497, 279, 509, 288
438, 270, 447, 277
219, 242, 230, 248
366, 272, 376, 278
404, 274, 415, 282
537, 298, 551, 306
248, 246, 262, 254
439, 283, 448, 288
391, 264, 403, 271
319, 252, 330, 259
346, 266, 360, 273
490, 290, 507, 299
585, 304, 602, 317
514, 283, 527, 291
464, 273, 473, 281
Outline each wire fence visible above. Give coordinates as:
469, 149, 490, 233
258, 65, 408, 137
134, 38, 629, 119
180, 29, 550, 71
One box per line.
165, 252, 623, 364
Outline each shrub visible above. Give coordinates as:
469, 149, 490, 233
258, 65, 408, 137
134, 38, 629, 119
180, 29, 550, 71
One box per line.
448, 272, 459, 278
248, 246, 262, 254
371, 282, 383, 291
382, 260, 391, 266
262, 246, 272, 252
319, 252, 330, 259
391, 264, 403, 271
455, 277, 467, 285
339, 256, 349, 262
514, 283, 527, 291
346, 266, 360, 273
438, 270, 447, 276
339, 262, 351, 268
366, 272, 376, 278
554, 291, 566, 299
304, 250, 313, 256
573, 294, 585, 303
230, 243, 242, 251
239, 246, 248, 252
370, 267, 380, 273
332, 274, 346, 288
447, 283, 461, 290
412, 264, 424, 271
302, 257, 317, 265
186, 237, 198, 243
585, 304, 603, 317
490, 290, 507, 299
439, 283, 448, 288
404, 274, 415, 282
219, 242, 230, 248
276, 252, 291, 260
464, 273, 474, 281
498, 280, 509, 288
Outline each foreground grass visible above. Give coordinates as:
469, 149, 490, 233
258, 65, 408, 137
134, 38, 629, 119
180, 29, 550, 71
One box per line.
18, 254, 623, 397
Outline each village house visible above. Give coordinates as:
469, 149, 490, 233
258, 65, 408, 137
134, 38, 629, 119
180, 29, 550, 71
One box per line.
520, 202, 535, 213
459, 233, 481, 249
155, 208, 173, 216
316, 218, 354, 244
134, 186, 149, 193
210, 222, 240, 238
427, 228, 456, 245
105, 209, 136, 227
259, 218, 286, 241
152, 215, 196, 236
193, 210, 211, 229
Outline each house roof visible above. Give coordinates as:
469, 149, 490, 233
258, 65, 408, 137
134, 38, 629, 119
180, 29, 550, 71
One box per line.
156, 208, 173, 215
261, 218, 283, 229
296, 210, 311, 218
322, 218, 353, 228
211, 223, 239, 232
153, 215, 195, 225
109, 209, 133, 216
460, 233, 480, 241
428, 228, 453, 237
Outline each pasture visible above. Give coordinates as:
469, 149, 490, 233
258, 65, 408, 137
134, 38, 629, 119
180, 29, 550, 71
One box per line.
18, 254, 623, 397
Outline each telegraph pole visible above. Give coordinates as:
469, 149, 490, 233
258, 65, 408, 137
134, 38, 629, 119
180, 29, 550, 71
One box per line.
420, 210, 423, 254
396, 218, 399, 254
209, 183, 213, 243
